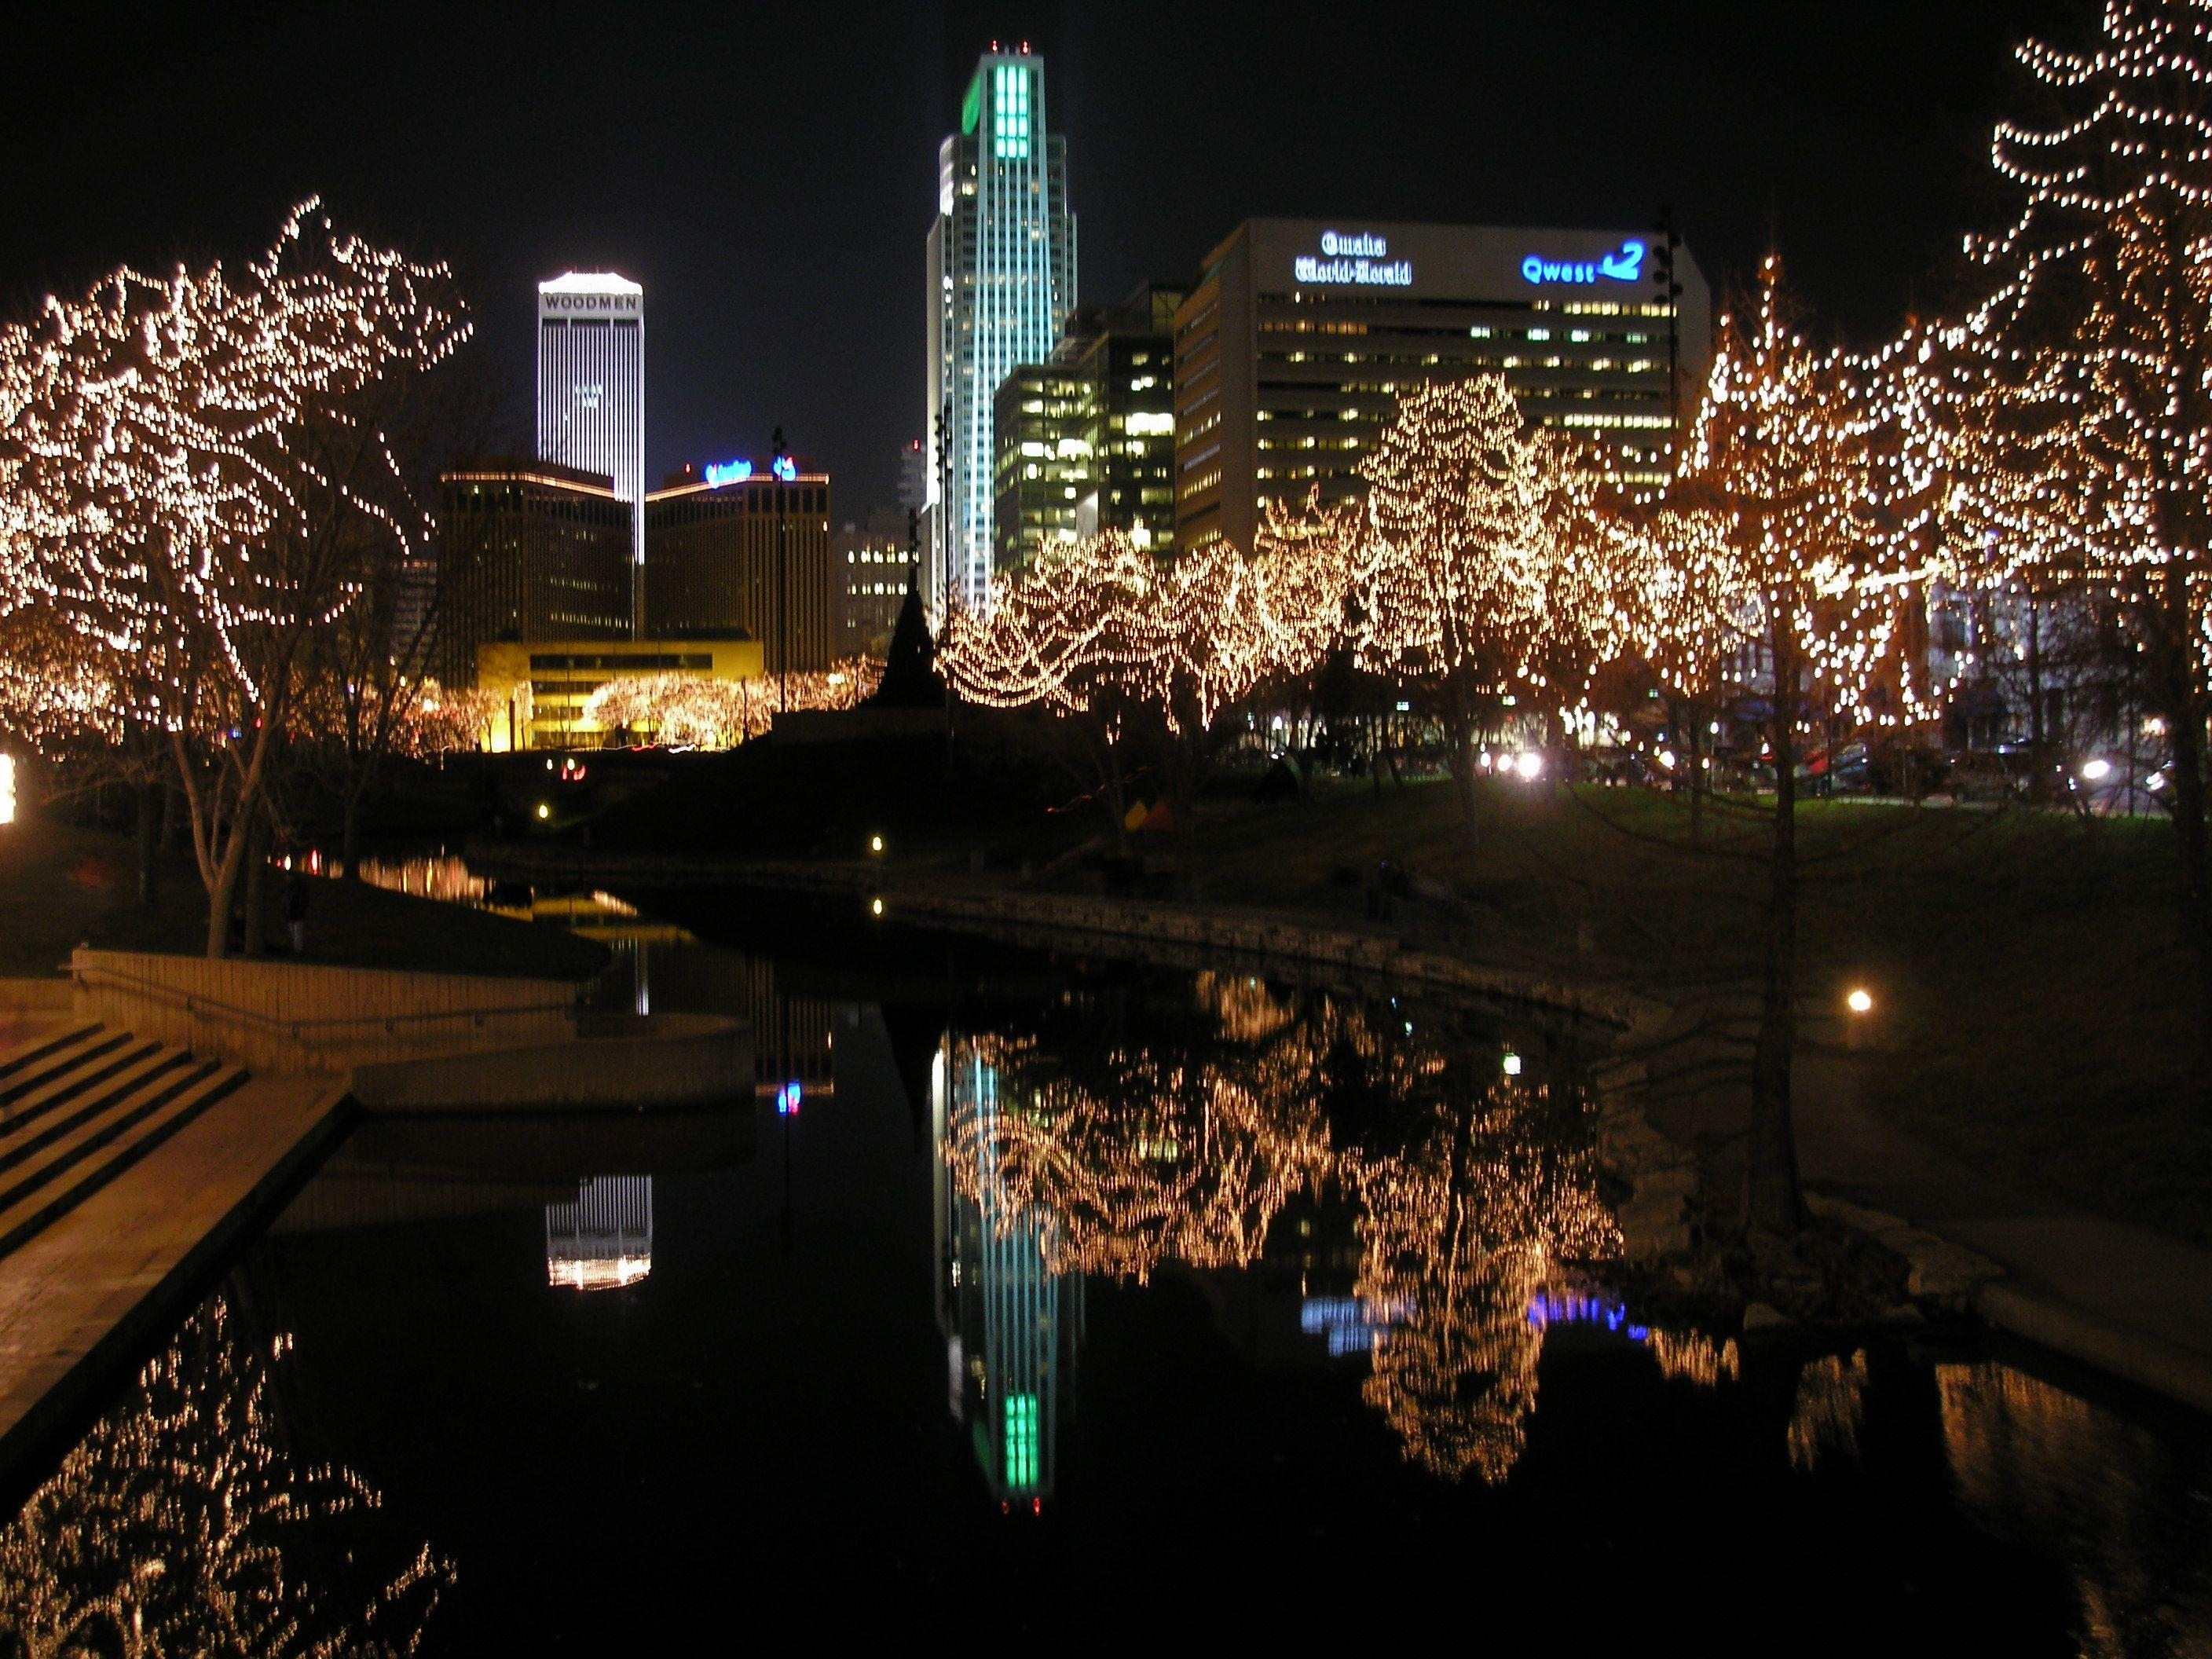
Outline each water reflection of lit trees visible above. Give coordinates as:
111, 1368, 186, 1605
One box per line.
1350, 1079, 1619, 1482
946, 972, 1629, 1484
0, 1298, 450, 1657
944, 1031, 1335, 1282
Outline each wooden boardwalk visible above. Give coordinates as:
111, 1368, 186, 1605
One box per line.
0, 1013, 349, 1475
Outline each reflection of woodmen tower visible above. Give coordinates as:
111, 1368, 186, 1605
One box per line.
932, 1044, 1082, 1504
546, 1176, 654, 1291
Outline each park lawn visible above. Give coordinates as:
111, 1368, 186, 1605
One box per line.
1174, 775, 2210, 1246
0, 814, 607, 983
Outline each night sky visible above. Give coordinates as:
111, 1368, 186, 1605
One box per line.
0, 1, 2086, 515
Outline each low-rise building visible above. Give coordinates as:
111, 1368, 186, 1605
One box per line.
475, 635, 764, 751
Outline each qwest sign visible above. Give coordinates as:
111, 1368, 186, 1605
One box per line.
1521, 240, 1645, 287
1294, 229, 1412, 288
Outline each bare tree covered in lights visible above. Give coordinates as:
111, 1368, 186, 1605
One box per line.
0, 201, 469, 955
1350, 375, 1603, 848
1632, 261, 1928, 1232
939, 527, 1349, 881
1933, 0, 2212, 1042
580, 660, 881, 749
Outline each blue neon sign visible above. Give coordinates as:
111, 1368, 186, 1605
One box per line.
1521, 240, 1646, 287
704, 460, 753, 487
770, 454, 797, 482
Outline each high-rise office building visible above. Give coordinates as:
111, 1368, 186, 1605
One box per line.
834, 508, 913, 657
1173, 221, 1711, 555
643, 460, 836, 675
924, 46, 1076, 624
897, 439, 929, 516
431, 458, 633, 688
537, 273, 646, 618
993, 282, 1185, 568
992, 358, 1094, 569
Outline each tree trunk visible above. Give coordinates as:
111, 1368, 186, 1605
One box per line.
341, 789, 363, 882
135, 780, 161, 912
1748, 625, 1805, 1234
2150, 595, 2212, 1054
240, 816, 270, 958
1686, 698, 1706, 845
1442, 695, 1480, 849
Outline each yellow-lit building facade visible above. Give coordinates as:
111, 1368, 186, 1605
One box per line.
475, 636, 765, 751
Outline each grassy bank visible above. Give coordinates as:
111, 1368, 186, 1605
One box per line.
0, 815, 606, 982
1136, 775, 2204, 1247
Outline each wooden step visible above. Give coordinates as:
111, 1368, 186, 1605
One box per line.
0, 1062, 250, 1262
0, 1040, 166, 1137
0, 1031, 137, 1111
0, 1050, 196, 1181
0, 1022, 104, 1084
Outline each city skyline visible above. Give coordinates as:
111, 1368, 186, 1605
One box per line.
0, 2, 2088, 515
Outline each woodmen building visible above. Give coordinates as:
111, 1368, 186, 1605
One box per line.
643, 463, 836, 674
1172, 220, 1711, 555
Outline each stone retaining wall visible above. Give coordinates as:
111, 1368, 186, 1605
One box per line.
70, 950, 580, 1074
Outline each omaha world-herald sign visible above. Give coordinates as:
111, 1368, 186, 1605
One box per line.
1280, 222, 1664, 302
1293, 230, 1414, 287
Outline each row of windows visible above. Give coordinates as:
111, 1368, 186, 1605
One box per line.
1261, 350, 1662, 374
529, 653, 715, 671
1264, 291, 1679, 319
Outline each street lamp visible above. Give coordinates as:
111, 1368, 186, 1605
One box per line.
1846, 986, 1873, 1050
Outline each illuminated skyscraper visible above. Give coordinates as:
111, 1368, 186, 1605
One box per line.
537, 273, 646, 621
924, 46, 1076, 624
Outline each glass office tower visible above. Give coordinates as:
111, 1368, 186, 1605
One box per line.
924, 47, 1076, 624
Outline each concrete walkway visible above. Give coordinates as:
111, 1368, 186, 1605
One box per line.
1795, 1050, 2212, 1412
0, 1062, 348, 1474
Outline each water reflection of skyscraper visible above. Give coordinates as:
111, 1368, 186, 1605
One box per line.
546, 1176, 654, 1291
933, 1045, 1081, 1507
942, 972, 1632, 1485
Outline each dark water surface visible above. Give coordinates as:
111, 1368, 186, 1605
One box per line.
3, 885, 2210, 1654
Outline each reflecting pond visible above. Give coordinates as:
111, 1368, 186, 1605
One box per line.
2, 889, 2208, 1653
